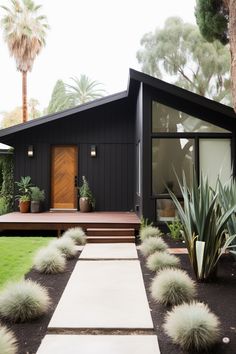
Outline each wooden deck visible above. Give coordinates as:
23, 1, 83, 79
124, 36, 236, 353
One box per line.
0, 211, 140, 237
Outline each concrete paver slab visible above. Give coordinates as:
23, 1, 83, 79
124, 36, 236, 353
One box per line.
48, 260, 153, 329
75, 245, 84, 252
36, 335, 160, 354
80, 243, 138, 259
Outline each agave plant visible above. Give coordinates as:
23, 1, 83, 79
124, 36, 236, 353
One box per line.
217, 177, 236, 258
168, 171, 236, 281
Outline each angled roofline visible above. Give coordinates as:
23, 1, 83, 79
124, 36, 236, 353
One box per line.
0, 68, 235, 139
128, 68, 236, 120
0, 90, 128, 138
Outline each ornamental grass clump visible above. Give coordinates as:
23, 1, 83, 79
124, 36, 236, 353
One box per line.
146, 251, 180, 272
164, 302, 221, 351
62, 227, 87, 245
0, 325, 17, 354
34, 247, 66, 274
0, 280, 50, 323
150, 268, 196, 306
139, 225, 162, 241
50, 237, 77, 259
140, 237, 168, 257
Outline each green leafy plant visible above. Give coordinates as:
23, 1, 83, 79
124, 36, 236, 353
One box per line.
166, 218, 183, 240
140, 216, 153, 229
62, 227, 87, 245
15, 176, 33, 200
34, 247, 66, 274
30, 186, 45, 202
0, 155, 14, 214
0, 196, 10, 216
164, 302, 221, 351
217, 177, 236, 258
150, 268, 196, 306
0, 325, 17, 354
139, 225, 162, 241
19, 195, 30, 202
168, 171, 236, 281
146, 251, 180, 272
140, 237, 168, 256
79, 176, 95, 209
0, 280, 50, 322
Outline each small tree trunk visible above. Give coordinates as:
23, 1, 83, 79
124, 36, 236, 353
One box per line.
228, 0, 236, 113
22, 71, 28, 123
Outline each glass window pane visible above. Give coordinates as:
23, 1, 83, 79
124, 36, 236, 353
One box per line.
152, 101, 230, 133
199, 139, 231, 188
152, 138, 194, 195
157, 199, 177, 221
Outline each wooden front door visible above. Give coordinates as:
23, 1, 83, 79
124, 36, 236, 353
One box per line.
51, 145, 78, 209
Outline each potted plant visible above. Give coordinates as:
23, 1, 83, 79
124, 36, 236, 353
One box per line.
18, 195, 31, 213
15, 176, 32, 213
79, 176, 95, 212
30, 186, 45, 213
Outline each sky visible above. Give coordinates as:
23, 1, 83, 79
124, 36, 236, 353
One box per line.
0, 0, 196, 114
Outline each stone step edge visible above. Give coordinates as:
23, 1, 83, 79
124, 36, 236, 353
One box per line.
47, 328, 156, 335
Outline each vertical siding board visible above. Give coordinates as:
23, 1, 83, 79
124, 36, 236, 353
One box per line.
12, 99, 135, 212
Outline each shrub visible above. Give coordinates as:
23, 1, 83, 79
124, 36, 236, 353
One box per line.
0, 325, 17, 354
146, 251, 180, 272
164, 302, 221, 351
150, 268, 196, 305
139, 225, 162, 241
34, 247, 66, 274
0, 280, 50, 322
62, 227, 87, 245
166, 218, 183, 240
140, 237, 168, 256
50, 237, 77, 259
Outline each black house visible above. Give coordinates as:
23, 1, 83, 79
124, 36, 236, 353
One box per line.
0, 69, 235, 224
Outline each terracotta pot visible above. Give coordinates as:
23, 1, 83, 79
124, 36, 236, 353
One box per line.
79, 197, 92, 212
19, 200, 30, 213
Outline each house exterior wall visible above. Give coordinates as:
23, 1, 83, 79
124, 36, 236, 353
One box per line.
12, 99, 135, 211
141, 84, 236, 225
134, 83, 143, 218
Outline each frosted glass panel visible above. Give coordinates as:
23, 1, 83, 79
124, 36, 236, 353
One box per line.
152, 138, 194, 195
199, 139, 231, 188
152, 101, 230, 133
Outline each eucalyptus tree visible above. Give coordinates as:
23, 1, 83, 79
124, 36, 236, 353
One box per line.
195, 0, 236, 112
137, 17, 231, 105
1, 0, 49, 122
66, 75, 105, 105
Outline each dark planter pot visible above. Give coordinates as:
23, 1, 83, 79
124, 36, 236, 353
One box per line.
19, 200, 30, 213
79, 197, 92, 212
30, 201, 41, 213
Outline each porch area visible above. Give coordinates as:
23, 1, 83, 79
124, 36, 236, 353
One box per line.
0, 211, 140, 242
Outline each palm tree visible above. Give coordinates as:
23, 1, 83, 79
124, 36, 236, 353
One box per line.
66, 75, 106, 105
1, 0, 49, 122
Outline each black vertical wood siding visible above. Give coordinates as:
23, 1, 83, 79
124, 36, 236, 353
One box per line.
12, 99, 135, 211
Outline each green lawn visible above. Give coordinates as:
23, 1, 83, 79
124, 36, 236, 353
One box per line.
0, 237, 53, 288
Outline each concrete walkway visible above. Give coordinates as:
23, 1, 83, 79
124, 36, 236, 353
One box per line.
37, 243, 160, 353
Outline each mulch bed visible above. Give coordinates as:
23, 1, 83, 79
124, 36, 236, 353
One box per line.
0, 252, 80, 354
139, 236, 236, 354
1, 240, 236, 354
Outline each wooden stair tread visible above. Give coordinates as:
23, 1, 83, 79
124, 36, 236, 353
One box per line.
86, 228, 135, 231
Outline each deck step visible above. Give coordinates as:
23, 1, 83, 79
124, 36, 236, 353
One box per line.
87, 236, 135, 243
86, 228, 135, 236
